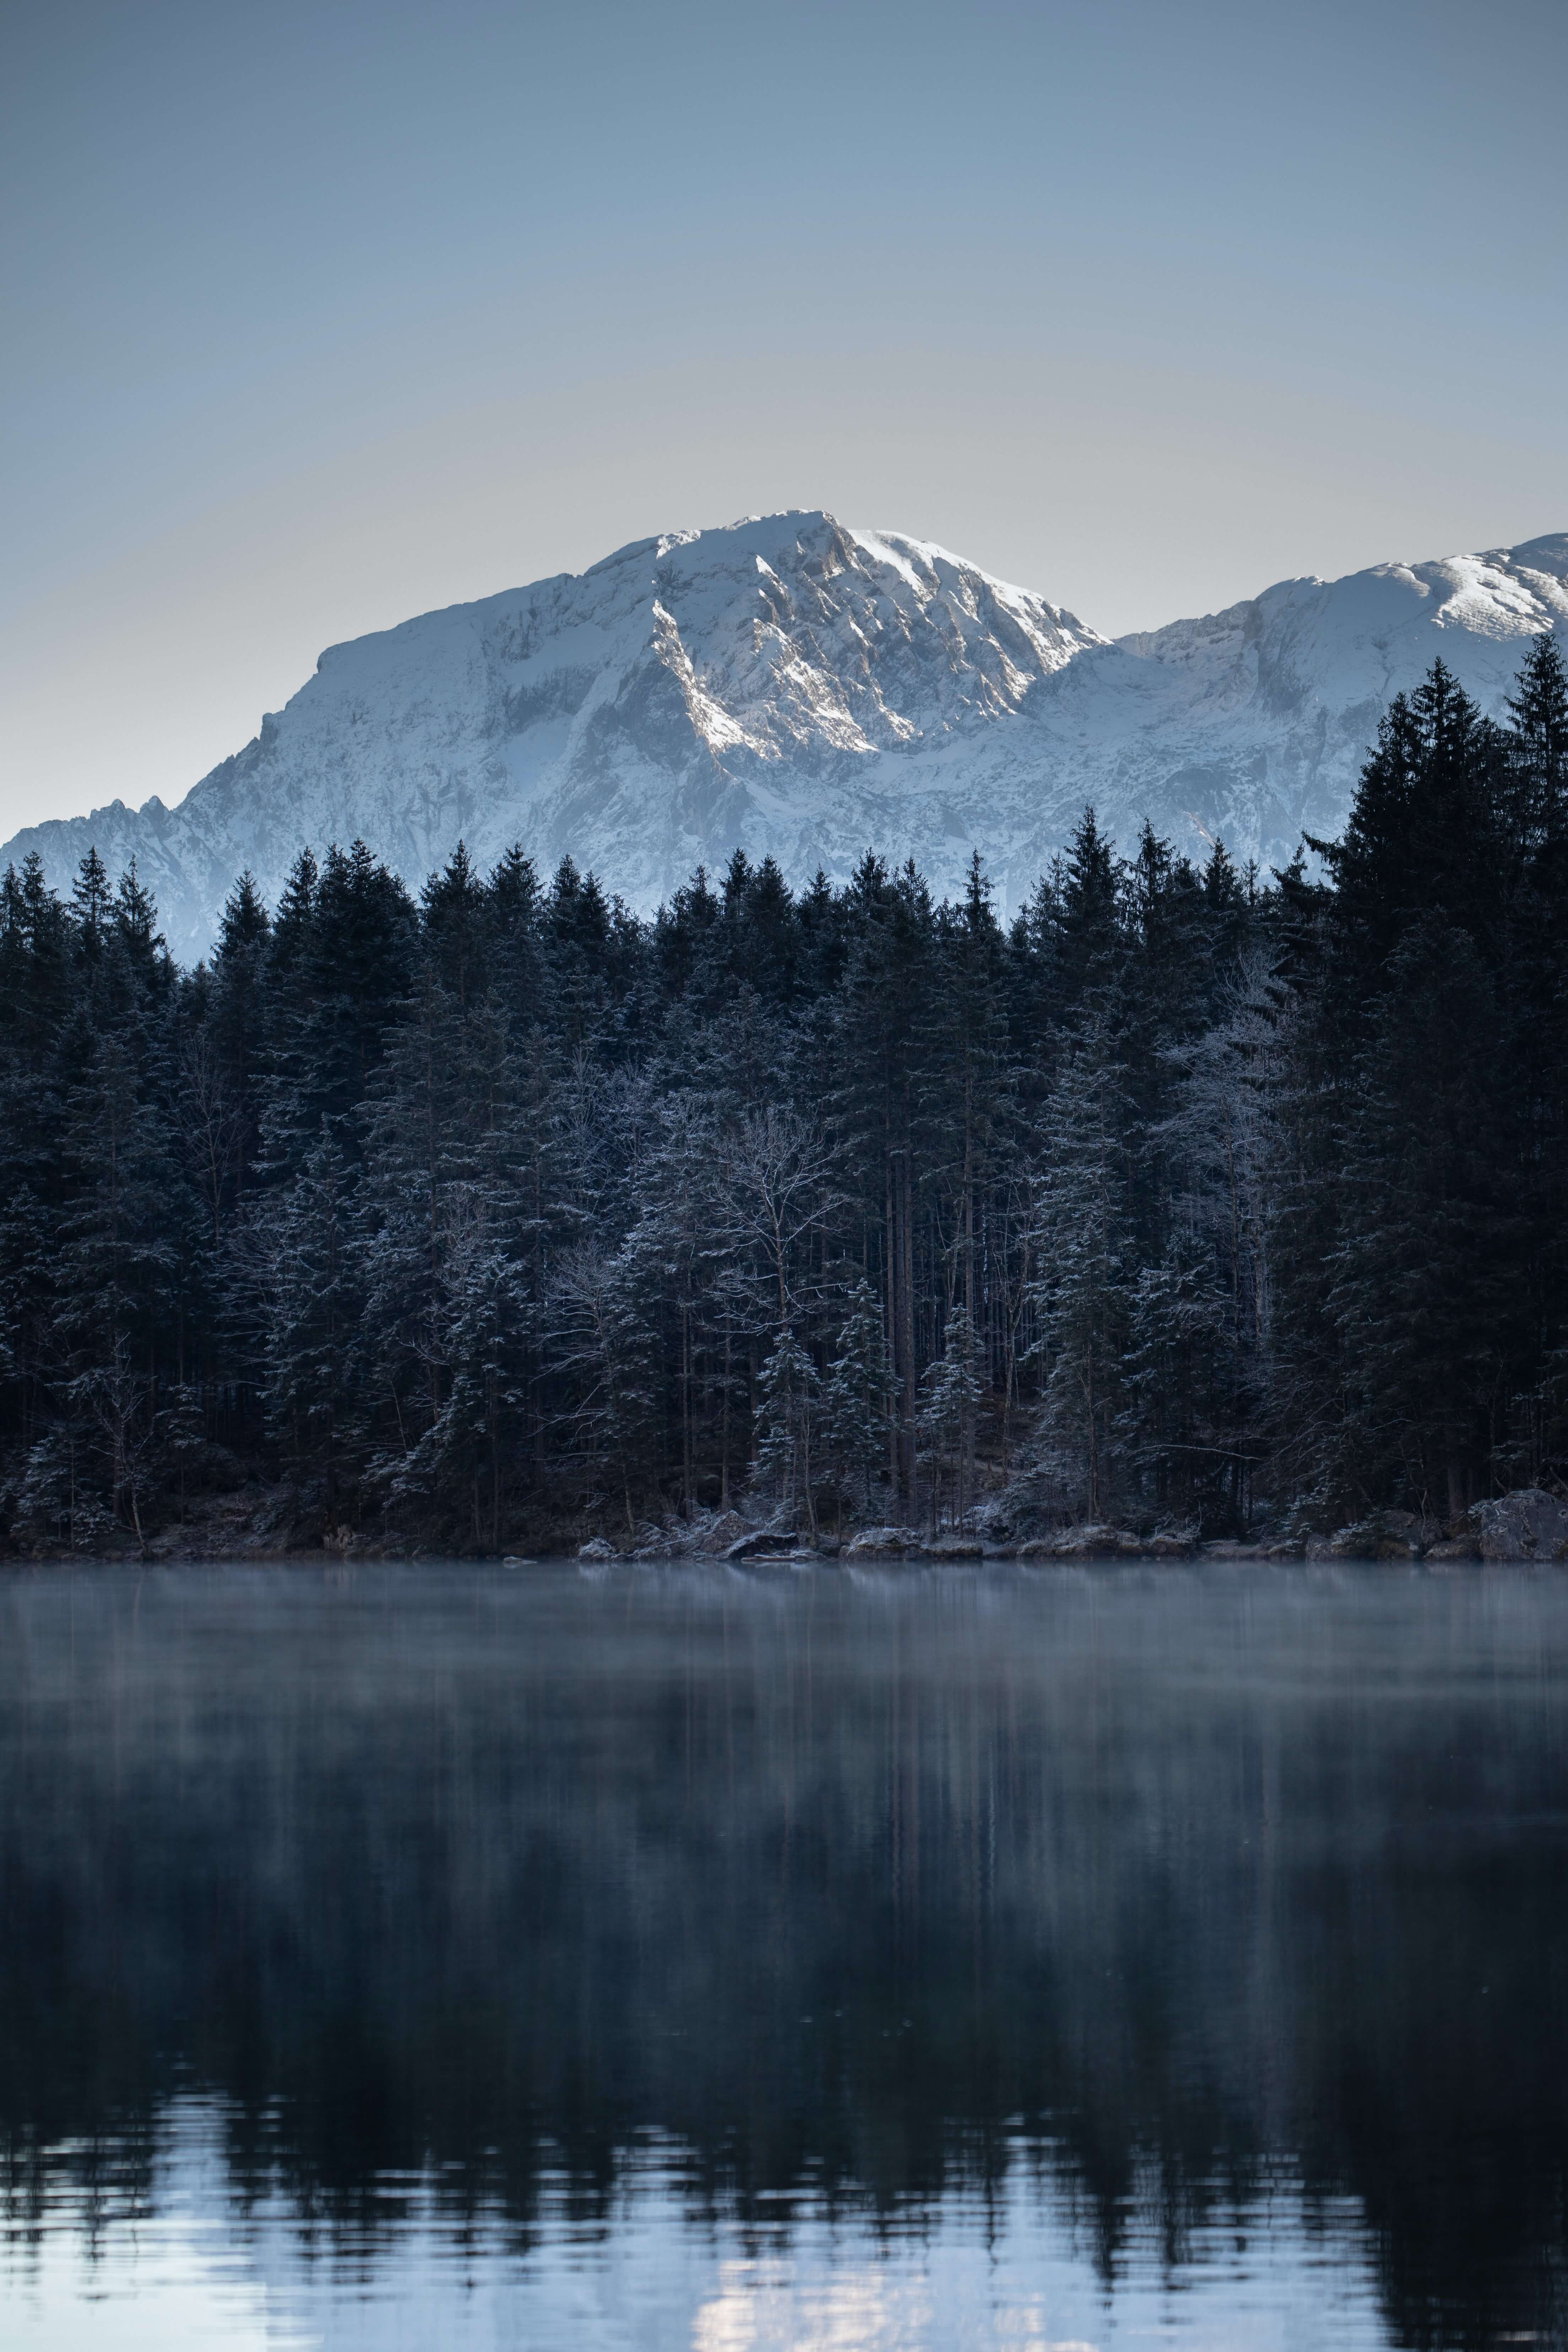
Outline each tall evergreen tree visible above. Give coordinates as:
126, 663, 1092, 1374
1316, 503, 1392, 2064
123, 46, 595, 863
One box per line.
1028, 1016, 1134, 1520
917, 1304, 982, 1531
755, 1322, 819, 1535
1327, 918, 1520, 1519
824, 1277, 899, 1517
259, 1126, 363, 1529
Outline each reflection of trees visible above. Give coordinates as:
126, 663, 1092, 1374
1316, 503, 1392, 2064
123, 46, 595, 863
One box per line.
1, 1566, 1567, 2347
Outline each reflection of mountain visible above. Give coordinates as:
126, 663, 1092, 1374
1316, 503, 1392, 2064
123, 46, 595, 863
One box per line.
5, 515, 1566, 960
2, 1564, 1567, 2349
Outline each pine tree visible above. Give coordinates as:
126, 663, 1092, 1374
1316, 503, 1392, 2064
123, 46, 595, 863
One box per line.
486, 844, 544, 1025
916, 1304, 982, 1531
113, 859, 166, 987
71, 847, 111, 965
620, 1092, 734, 1517
548, 1241, 658, 1538
56, 1022, 183, 1543
1027, 1016, 1135, 1520
259, 1126, 363, 1528
755, 1321, 819, 1534
1276, 657, 1524, 1510
1057, 807, 1124, 1012
0, 1184, 61, 1524
421, 840, 489, 1007
381, 1179, 524, 1549
1124, 1231, 1244, 1531
1133, 943, 1278, 1523
824, 1277, 899, 1518
264, 841, 417, 1176
920, 854, 1011, 1370
1507, 634, 1568, 848
356, 962, 524, 1526
1327, 917, 1519, 1519
830, 855, 934, 1497
2, 854, 75, 1063
209, 872, 272, 1211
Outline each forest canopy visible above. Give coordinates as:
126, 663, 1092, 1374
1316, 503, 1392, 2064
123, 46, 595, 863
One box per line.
2, 641, 1566, 1553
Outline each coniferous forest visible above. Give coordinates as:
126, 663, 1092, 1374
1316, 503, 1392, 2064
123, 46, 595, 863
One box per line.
2, 643, 1566, 1557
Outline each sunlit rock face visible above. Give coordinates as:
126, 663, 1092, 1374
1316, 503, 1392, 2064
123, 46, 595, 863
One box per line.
5, 514, 1566, 960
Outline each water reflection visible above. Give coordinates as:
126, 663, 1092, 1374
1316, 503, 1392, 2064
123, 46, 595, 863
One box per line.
1, 1562, 1566, 2348
3, 2097, 1391, 2350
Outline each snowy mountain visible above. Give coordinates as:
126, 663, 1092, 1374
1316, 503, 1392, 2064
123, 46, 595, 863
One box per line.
6, 510, 1567, 962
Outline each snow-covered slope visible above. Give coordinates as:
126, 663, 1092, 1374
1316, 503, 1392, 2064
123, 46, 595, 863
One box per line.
1107, 537, 1568, 860
6, 512, 1567, 961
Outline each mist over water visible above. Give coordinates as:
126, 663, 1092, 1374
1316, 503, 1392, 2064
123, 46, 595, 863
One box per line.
2, 1562, 1567, 2350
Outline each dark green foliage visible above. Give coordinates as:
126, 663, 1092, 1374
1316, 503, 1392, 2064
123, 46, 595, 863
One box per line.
1027, 1015, 1134, 1519
755, 1322, 819, 1533
1326, 919, 1518, 1515
917, 1304, 982, 1530
824, 1277, 899, 1516
259, 1126, 361, 1524
2, 644, 1567, 1550
1272, 651, 1568, 1517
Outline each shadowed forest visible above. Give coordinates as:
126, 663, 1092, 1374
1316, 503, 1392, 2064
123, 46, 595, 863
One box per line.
2, 642, 1566, 1553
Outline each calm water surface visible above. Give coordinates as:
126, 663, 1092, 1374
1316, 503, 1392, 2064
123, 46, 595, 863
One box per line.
2, 1560, 1566, 2350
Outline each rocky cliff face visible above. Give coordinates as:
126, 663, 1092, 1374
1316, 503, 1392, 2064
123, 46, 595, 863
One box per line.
6, 512, 1566, 961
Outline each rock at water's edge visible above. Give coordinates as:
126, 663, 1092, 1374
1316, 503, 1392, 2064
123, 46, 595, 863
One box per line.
1474, 1490, 1568, 1561
845, 1527, 928, 1558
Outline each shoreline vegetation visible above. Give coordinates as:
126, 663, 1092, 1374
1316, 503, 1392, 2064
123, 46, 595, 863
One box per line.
80, 1487, 1568, 1567
4, 643, 1568, 1566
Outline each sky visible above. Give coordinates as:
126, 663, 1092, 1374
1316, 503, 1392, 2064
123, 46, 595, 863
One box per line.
3, 0, 1567, 835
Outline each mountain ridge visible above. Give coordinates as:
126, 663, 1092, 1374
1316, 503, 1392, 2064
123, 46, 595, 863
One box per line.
6, 511, 1566, 961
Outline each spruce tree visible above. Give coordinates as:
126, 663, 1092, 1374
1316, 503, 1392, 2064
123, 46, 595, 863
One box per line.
917, 1304, 982, 1531
71, 847, 110, 966
1028, 1016, 1134, 1521
755, 1322, 819, 1535
549, 1240, 658, 1539
1504, 635, 1568, 851
57, 1025, 182, 1542
824, 1277, 899, 1518
259, 1126, 363, 1529
1125, 1232, 1244, 1531
1327, 917, 1518, 1519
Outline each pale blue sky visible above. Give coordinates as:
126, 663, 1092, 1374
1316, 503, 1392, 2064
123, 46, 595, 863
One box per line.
4, 0, 1566, 830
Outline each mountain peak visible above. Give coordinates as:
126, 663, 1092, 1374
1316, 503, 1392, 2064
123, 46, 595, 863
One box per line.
4, 521, 1564, 960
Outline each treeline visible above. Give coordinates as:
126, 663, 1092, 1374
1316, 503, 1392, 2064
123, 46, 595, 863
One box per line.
1, 643, 1566, 1552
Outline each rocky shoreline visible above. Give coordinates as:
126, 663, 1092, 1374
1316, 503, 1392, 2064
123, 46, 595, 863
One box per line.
567, 1488, 1568, 1568
13, 1487, 1568, 1570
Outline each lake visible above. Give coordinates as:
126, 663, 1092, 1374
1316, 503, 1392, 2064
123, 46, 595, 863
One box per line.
1, 1559, 1566, 2350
